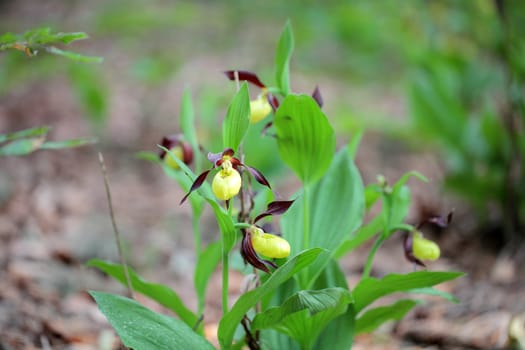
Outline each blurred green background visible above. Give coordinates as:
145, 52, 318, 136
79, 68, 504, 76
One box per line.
1, 0, 524, 244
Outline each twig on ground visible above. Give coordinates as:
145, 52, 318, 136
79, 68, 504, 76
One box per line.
98, 152, 134, 299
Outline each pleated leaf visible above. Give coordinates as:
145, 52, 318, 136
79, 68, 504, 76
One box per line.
218, 248, 324, 349
274, 94, 335, 185
90, 292, 213, 350
223, 82, 250, 151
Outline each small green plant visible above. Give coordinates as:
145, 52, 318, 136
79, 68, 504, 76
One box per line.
0, 126, 95, 156
0, 27, 102, 62
0, 28, 101, 155
90, 21, 462, 349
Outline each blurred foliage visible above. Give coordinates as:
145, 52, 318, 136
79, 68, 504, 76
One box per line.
405, 0, 525, 241
0, 27, 102, 62
0, 126, 95, 156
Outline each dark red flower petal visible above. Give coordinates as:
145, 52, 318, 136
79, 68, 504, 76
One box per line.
312, 85, 323, 108
222, 148, 235, 157
240, 232, 276, 273
254, 200, 295, 223
224, 70, 266, 88
180, 169, 211, 204
403, 233, 425, 267
244, 165, 271, 189
267, 93, 279, 112
230, 157, 242, 168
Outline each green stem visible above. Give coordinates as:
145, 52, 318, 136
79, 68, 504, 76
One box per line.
234, 222, 251, 229
191, 214, 204, 316
192, 214, 202, 256
222, 250, 229, 315
362, 236, 384, 278
302, 185, 310, 251
362, 192, 393, 279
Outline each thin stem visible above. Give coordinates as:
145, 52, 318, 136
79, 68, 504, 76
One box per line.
362, 192, 393, 279
191, 214, 204, 315
362, 235, 384, 278
302, 185, 310, 251
234, 222, 252, 229
98, 152, 134, 299
222, 250, 229, 315
192, 214, 202, 256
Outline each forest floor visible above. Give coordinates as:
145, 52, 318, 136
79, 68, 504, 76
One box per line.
1, 78, 525, 350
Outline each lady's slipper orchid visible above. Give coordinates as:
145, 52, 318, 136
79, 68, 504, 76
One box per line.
412, 232, 440, 261
180, 148, 271, 204
403, 212, 452, 267
241, 225, 291, 273
249, 91, 272, 123
238, 200, 295, 273
250, 226, 290, 259
211, 159, 242, 201
158, 134, 193, 170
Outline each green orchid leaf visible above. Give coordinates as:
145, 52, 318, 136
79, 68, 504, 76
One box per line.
312, 259, 355, 350
194, 241, 222, 312
180, 88, 201, 170
355, 299, 419, 335
223, 82, 250, 151
274, 94, 335, 185
408, 287, 460, 303
353, 271, 463, 314
253, 288, 352, 349
218, 248, 324, 349
334, 215, 383, 258
90, 292, 214, 349
275, 20, 294, 96
251, 288, 353, 330
87, 259, 199, 328
281, 146, 363, 287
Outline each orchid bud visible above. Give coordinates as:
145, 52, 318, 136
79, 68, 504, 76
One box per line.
159, 135, 193, 170
250, 226, 290, 259
212, 164, 242, 201
249, 94, 272, 123
412, 232, 440, 261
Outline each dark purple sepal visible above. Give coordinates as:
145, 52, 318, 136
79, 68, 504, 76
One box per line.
312, 85, 323, 108
418, 211, 453, 229
261, 121, 274, 137
224, 70, 266, 88
254, 200, 295, 223
267, 93, 280, 112
245, 165, 271, 189
403, 233, 425, 267
222, 148, 235, 157
180, 169, 211, 204
241, 232, 276, 273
